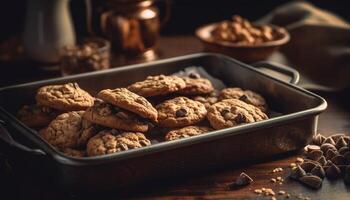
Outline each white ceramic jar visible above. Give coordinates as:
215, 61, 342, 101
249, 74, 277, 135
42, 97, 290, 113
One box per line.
23, 0, 76, 64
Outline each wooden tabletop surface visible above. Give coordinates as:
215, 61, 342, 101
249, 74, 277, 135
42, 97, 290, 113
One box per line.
1, 36, 349, 200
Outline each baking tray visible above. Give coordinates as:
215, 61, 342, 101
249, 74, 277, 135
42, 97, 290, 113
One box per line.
0, 53, 327, 192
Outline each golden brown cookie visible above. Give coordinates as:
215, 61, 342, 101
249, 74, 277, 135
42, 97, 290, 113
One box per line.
178, 77, 214, 95
83, 99, 150, 132
127, 75, 186, 97
40, 111, 98, 149
86, 129, 151, 156
98, 88, 158, 121
60, 148, 86, 157
36, 83, 94, 111
207, 99, 268, 130
156, 97, 207, 128
17, 105, 59, 128
165, 126, 213, 141
219, 87, 267, 112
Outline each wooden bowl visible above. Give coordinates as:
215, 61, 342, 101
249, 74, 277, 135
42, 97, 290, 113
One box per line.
195, 23, 290, 63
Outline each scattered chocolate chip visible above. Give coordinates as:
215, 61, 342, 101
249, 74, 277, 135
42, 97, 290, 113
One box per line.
331, 155, 346, 165
323, 137, 336, 146
306, 150, 323, 161
234, 113, 247, 123
120, 143, 128, 150
235, 172, 253, 186
325, 149, 339, 160
317, 156, 327, 166
299, 175, 322, 189
344, 165, 350, 185
175, 108, 187, 117
289, 165, 306, 180
335, 137, 348, 149
301, 161, 317, 173
339, 146, 349, 155
188, 72, 201, 79
310, 165, 325, 179
320, 143, 337, 154
325, 163, 342, 179
312, 134, 326, 146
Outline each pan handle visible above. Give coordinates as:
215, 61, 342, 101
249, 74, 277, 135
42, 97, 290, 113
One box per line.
251, 61, 300, 85
0, 120, 46, 156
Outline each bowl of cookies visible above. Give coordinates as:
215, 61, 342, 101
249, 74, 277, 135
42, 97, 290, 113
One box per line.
195, 15, 290, 62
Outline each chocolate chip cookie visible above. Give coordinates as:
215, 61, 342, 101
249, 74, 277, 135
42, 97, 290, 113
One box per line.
127, 75, 186, 97
219, 87, 267, 112
40, 111, 98, 149
165, 126, 213, 141
98, 88, 158, 121
60, 148, 86, 157
83, 99, 150, 132
207, 99, 268, 130
156, 97, 207, 127
178, 77, 214, 95
87, 129, 151, 156
36, 83, 94, 111
17, 105, 59, 128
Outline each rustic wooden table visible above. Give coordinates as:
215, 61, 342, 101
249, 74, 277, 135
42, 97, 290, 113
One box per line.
1, 36, 349, 200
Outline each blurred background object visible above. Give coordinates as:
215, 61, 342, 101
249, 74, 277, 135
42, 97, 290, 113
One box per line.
22, 0, 76, 64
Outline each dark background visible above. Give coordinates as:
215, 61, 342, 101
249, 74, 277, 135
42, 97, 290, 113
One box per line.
1, 0, 350, 42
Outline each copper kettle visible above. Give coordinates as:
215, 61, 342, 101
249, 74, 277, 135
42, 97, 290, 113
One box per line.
100, 0, 170, 55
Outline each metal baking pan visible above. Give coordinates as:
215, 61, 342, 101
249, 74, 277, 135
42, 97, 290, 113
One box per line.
0, 53, 327, 192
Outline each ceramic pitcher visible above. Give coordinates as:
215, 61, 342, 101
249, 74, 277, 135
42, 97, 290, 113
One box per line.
23, 0, 76, 64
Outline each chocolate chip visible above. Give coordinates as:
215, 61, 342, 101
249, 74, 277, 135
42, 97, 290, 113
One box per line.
239, 95, 251, 104
305, 145, 321, 153
289, 165, 306, 180
312, 134, 326, 146
235, 172, 253, 186
175, 108, 187, 117
325, 149, 339, 160
335, 137, 348, 149
299, 175, 322, 189
344, 165, 350, 185
344, 151, 350, 163
221, 108, 230, 116
116, 111, 129, 119
323, 137, 336, 146
320, 143, 337, 154
310, 165, 325, 179
317, 156, 327, 166
330, 133, 346, 143
306, 150, 323, 161
325, 163, 341, 179
234, 113, 247, 123
301, 161, 317, 173
110, 129, 120, 135
188, 72, 201, 79
339, 146, 349, 155
331, 155, 346, 165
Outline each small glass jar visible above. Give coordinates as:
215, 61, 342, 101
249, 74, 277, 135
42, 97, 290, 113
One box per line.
100, 0, 161, 55
60, 37, 110, 76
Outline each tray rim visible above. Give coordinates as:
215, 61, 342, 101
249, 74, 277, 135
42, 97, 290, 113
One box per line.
0, 53, 327, 166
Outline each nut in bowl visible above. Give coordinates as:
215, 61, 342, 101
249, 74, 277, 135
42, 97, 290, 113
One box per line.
195, 15, 290, 63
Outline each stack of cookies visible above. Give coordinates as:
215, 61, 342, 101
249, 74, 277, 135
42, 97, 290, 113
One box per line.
18, 73, 269, 158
